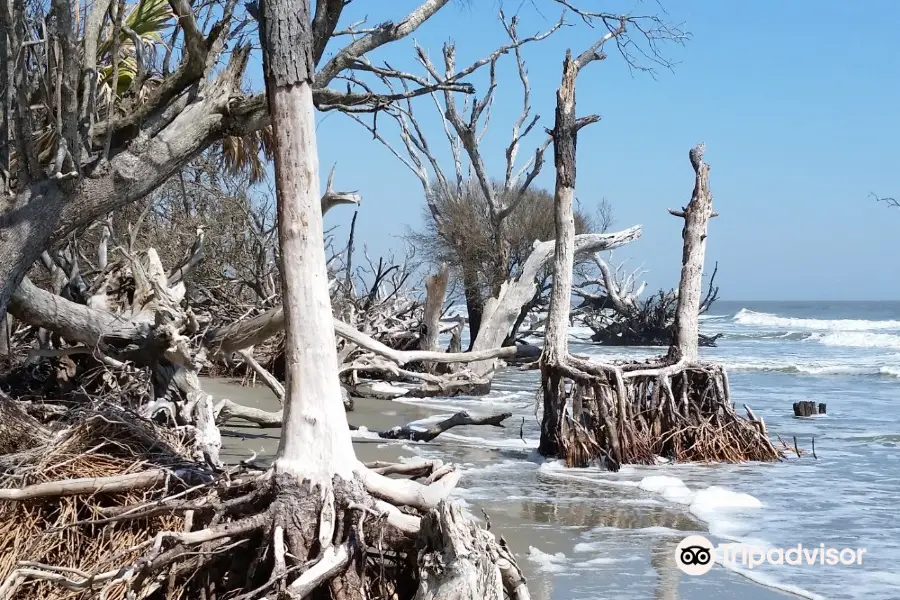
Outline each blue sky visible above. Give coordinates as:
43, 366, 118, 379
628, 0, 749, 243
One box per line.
257, 0, 900, 301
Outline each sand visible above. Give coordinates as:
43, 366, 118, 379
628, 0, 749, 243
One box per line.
205, 378, 799, 600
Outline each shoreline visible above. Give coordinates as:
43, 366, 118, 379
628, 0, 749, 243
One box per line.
209, 377, 802, 600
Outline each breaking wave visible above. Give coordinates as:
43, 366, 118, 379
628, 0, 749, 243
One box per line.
722, 360, 900, 378
733, 309, 900, 332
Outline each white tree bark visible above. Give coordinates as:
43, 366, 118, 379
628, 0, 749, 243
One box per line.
669, 144, 714, 363
542, 53, 582, 363
261, 0, 356, 484
469, 227, 641, 375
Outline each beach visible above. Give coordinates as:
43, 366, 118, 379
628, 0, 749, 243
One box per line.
209, 299, 900, 600
208, 385, 793, 599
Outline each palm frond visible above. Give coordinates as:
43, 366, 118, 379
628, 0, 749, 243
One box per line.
220, 126, 275, 184
98, 0, 174, 59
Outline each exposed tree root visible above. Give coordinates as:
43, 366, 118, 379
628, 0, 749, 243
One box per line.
541, 354, 783, 471
0, 406, 528, 600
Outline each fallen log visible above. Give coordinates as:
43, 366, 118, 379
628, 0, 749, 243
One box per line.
364, 411, 514, 443
216, 398, 513, 444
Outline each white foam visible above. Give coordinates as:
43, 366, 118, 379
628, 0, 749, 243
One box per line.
733, 308, 900, 332
350, 427, 381, 440
638, 475, 692, 504
438, 432, 538, 449
587, 525, 684, 537
527, 546, 568, 573
460, 459, 528, 477
619, 498, 665, 506
721, 358, 900, 378
815, 331, 900, 349
577, 557, 621, 566
573, 541, 605, 553
539, 461, 641, 488
689, 486, 761, 536
720, 563, 826, 600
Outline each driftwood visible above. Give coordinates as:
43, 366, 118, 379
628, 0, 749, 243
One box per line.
537, 48, 781, 473
583, 269, 722, 347
0, 403, 526, 600
217, 396, 512, 444
793, 401, 826, 417
363, 411, 513, 443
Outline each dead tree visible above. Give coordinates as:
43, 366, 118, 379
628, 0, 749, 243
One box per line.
536, 23, 779, 469
541, 143, 782, 470
0, 1, 532, 598
578, 257, 722, 347
0, 0, 495, 321
354, 11, 646, 364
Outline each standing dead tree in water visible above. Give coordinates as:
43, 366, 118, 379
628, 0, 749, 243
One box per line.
536, 23, 780, 468
541, 141, 781, 469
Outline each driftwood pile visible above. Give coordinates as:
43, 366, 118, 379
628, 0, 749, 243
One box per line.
0, 395, 527, 600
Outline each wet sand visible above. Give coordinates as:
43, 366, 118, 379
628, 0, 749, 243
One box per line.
205, 378, 799, 600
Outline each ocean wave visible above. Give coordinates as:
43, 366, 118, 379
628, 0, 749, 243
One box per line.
733, 309, 900, 332
700, 313, 729, 321
723, 360, 900, 378
814, 331, 900, 349
719, 331, 812, 342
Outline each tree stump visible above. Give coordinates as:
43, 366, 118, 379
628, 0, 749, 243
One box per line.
793, 401, 826, 417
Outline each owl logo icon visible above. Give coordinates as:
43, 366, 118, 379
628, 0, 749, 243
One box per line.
675, 535, 716, 575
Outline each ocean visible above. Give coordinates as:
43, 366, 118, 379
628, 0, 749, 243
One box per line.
380, 301, 900, 599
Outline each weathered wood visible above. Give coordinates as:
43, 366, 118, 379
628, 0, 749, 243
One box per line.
374, 411, 513, 443
538, 48, 601, 457
469, 227, 641, 375
260, 0, 355, 485
669, 144, 714, 362
793, 401, 826, 417
0, 392, 50, 455
415, 501, 505, 600
543, 50, 583, 364
0, 48, 262, 318
420, 263, 450, 372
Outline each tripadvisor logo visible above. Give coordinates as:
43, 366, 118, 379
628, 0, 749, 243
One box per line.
675, 535, 869, 575
675, 535, 716, 575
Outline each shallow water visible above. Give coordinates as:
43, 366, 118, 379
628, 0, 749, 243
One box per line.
217, 300, 900, 600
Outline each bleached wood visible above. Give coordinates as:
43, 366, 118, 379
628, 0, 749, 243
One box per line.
238, 348, 285, 403
360, 466, 460, 512
260, 0, 356, 483
669, 144, 714, 362
414, 502, 505, 600
469, 227, 641, 374
286, 541, 352, 597
0, 470, 168, 500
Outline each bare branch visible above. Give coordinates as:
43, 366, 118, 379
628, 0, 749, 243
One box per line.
315, 0, 452, 87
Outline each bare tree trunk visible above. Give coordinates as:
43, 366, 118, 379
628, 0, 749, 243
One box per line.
420, 263, 450, 372
543, 55, 580, 364
262, 0, 355, 477
461, 265, 484, 351
669, 144, 713, 363
539, 51, 589, 457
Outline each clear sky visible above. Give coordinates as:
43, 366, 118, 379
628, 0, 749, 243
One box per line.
264, 0, 900, 301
